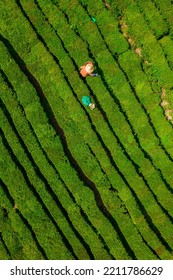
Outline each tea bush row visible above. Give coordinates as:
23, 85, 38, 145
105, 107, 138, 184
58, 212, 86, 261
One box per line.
153, 0, 173, 36
0, 181, 45, 259
0, 233, 10, 259
115, 0, 173, 89
135, 0, 168, 39
0, 207, 27, 259
0, 135, 74, 259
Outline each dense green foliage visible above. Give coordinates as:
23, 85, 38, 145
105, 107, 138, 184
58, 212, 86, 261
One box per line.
0, 0, 173, 260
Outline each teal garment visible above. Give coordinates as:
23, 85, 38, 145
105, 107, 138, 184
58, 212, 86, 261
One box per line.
91, 16, 97, 23
82, 96, 91, 106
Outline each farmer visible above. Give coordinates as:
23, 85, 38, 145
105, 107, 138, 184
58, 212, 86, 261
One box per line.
80, 61, 98, 77
82, 96, 95, 110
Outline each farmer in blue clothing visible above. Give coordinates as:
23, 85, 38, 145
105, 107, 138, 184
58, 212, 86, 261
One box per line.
82, 96, 95, 110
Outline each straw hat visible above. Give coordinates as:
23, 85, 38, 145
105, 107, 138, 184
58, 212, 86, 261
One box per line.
85, 62, 94, 73
89, 103, 95, 110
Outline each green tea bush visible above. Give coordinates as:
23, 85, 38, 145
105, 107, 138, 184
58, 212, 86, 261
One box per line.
0, 137, 74, 259
153, 0, 173, 34
136, 0, 168, 39
160, 36, 173, 70
0, 181, 45, 259
0, 208, 26, 259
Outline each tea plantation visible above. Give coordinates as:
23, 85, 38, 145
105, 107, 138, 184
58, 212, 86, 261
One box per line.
1, 0, 173, 260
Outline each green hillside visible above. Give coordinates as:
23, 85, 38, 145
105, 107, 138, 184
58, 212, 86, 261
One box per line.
0, 0, 173, 260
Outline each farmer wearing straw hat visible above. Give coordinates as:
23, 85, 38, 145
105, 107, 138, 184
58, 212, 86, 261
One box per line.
82, 96, 95, 110
80, 61, 98, 77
